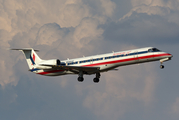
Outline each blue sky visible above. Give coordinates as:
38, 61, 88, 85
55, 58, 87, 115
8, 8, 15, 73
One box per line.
0, 0, 179, 120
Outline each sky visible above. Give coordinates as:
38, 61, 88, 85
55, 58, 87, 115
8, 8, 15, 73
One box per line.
0, 0, 179, 120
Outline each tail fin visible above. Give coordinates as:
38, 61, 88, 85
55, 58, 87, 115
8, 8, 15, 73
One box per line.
11, 48, 42, 69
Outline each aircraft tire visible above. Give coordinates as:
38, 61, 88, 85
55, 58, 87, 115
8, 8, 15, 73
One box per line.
78, 77, 84, 82
93, 78, 99, 83
160, 65, 164, 69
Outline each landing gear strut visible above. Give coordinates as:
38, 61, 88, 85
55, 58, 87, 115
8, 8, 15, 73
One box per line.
93, 73, 100, 83
78, 71, 84, 82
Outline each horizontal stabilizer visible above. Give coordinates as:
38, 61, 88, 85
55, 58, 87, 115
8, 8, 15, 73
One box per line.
11, 48, 39, 52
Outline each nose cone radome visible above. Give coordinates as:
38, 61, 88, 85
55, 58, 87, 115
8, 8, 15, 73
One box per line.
169, 53, 173, 58
166, 53, 173, 58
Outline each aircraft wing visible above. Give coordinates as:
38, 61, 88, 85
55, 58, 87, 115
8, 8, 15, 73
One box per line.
40, 64, 100, 74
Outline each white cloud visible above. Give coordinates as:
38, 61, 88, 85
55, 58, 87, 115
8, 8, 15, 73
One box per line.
0, 0, 117, 87
73, 18, 104, 48
120, 0, 179, 23
36, 23, 66, 46
100, 0, 116, 17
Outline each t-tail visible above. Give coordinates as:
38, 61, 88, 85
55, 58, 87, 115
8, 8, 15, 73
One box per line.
11, 48, 42, 69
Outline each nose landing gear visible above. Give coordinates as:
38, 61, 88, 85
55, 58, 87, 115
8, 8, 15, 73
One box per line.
160, 60, 164, 69
160, 65, 164, 69
159, 57, 171, 69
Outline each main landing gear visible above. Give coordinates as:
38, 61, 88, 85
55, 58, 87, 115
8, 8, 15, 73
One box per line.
78, 77, 84, 82
93, 73, 100, 83
78, 71, 84, 82
77, 71, 101, 83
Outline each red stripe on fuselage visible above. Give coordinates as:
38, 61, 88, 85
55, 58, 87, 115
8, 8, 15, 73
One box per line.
37, 53, 171, 75
83, 53, 171, 67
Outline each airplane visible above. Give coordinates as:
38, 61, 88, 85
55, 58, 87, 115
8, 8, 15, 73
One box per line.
11, 47, 173, 83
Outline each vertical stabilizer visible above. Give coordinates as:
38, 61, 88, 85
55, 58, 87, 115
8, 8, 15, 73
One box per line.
11, 48, 42, 69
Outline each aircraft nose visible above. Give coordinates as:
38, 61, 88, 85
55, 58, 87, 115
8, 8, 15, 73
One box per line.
168, 53, 173, 58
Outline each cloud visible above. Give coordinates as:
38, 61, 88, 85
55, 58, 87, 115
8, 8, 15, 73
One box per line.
36, 23, 69, 46
0, 0, 117, 87
82, 57, 158, 120
171, 97, 179, 114
0, 0, 178, 120
118, 0, 179, 30
103, 12, 179, 46
73, 18, 104, 48
170, 97, 179, 120
99, 0, 116, 17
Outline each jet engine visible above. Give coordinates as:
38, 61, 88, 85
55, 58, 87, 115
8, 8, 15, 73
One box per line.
38, 59, 61, 66
36, 59, 61, 69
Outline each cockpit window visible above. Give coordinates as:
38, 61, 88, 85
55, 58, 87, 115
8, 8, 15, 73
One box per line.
152, 48, 160, 52
148, 48, 161, 52
148, 49, 152, 52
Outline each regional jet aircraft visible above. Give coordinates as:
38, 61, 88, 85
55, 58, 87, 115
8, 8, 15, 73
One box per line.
11, 47, 172, 83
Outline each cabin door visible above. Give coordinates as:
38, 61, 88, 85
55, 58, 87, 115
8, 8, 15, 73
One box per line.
90, 58, 93, 64
134, 51, 138, 61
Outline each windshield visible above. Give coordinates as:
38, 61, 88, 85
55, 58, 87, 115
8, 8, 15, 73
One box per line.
152, 48, 160, 52
148, 48, 161, 52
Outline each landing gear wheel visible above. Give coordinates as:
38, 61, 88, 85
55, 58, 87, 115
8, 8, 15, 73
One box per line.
93, 78, 99, 83
78, 77, 84, 82
160, 65, 164, 69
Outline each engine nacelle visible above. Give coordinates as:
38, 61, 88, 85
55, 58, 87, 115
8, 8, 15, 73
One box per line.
38, 59, 61, 66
